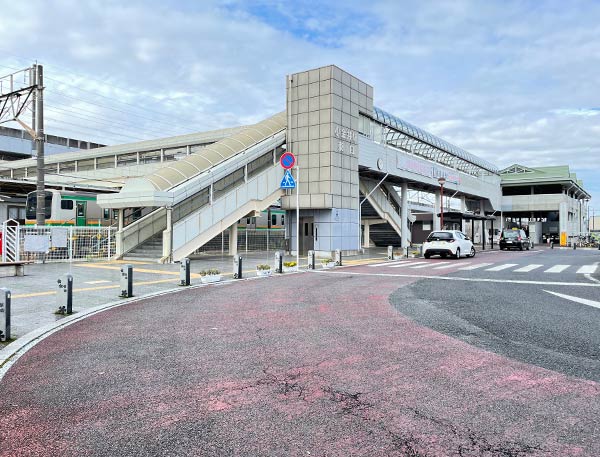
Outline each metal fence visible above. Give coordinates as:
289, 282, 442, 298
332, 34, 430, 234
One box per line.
194, 228, 286, 254
15, 226, 116, 262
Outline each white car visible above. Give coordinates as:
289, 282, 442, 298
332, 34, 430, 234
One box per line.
422, 230, 476, 259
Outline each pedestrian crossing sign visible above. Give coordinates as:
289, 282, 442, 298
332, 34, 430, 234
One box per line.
280, 169, 296, 189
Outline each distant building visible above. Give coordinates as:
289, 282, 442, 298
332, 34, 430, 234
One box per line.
0, 125, 104, 161
500, 164, 591, 244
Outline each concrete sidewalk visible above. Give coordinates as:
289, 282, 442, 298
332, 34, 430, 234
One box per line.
0, 248, 389, 342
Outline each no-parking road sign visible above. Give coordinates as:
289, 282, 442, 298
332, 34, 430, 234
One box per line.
280, 152, 296, 169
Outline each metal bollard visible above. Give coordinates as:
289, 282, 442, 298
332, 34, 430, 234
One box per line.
56, 274, 73, 314
551, 242, 554, 249
334, 249, 342, 266
573, 243, 576, 250
120, 264, 133, 298
387, 246, 393, 260
0, 288, 11, 342
307, 250, 315, 270
179, 258, 191, 286
233, 255, 242, 279
275, 251, 283, 273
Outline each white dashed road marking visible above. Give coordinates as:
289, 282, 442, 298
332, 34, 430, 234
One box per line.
410, 262, 449, 269
545, 265, 570, 273
577, 265, 597, 274
434, 262, 468, 269
459, 263, 493, 270
486, 264, 519, 272
388, 262, 427, 268
513, 264, 543, 273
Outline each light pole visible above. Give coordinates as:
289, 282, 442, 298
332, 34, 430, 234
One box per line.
438, 177, 446, 229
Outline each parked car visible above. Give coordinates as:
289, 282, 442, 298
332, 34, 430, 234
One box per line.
499, 229, 531, 251
423, 230, 476, 259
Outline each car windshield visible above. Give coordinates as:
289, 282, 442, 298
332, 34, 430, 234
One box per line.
503, 231, 520, 239
427, 232, 453, 241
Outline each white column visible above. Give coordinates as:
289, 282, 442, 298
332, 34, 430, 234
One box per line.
363, 222, 370, 248
229, 223, 238, 256
433, 190, 441, 231
116, 209, 124, 257
162, 207, 173, 260
401, 182, 409, 248
559, 200, 568, 245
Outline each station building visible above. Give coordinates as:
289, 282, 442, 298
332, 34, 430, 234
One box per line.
0, 65, 592, 261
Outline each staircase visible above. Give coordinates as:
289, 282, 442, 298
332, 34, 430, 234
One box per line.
368, 223, 402, 246
360, 197, 402, 246
123, 234, 163, 261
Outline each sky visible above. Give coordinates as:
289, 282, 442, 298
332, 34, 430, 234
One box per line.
0, 0, 599, 208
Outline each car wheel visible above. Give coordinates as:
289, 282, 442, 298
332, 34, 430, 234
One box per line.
500, 246, 505, 250
441, 253, 447, 258
455, 248, 461, 259
519, 245, 524, 251
469, 247, 476, 258
424, 252, 431, 259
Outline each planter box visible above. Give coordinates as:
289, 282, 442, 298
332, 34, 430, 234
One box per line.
256, 269, 272, 277
282, 266, 298, 273
201, 274, 221, 284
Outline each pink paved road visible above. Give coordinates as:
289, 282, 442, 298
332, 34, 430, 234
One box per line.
0, 268, 599, 456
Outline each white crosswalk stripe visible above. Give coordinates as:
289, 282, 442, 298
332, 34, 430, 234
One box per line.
513, 264, 543, 273
545, 265, 570, 273
388, 261, 427, 268
459, 263, 493, 270
486, 264, 518, 272
577, 265, 597, 274
410, 262, 449, 269
368, 260, 405, 267
433, 262, 468, 269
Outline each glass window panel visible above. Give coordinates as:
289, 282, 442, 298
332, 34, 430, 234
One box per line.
77, 159, 95, 171
163, 146, 187, 162
117, 152, 138, 166
97, 156, 116, 169
139, 150, 161, 164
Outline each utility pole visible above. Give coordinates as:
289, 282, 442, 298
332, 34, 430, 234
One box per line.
0, 63, 43, 223
35, 65, 45, 226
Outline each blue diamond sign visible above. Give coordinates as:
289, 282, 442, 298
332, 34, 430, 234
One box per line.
280, 169, 296, 189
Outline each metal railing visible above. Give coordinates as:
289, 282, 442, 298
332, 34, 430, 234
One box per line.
16, 226, 116, 262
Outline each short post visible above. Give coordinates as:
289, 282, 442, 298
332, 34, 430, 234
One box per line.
179, 257, 191, 286
0, 288, 11, 342
573, 242, 576, 250
233, 254, 242, 279
275, 251, 283, 273
119, 264, 133, 298
551, 242, 554, 249
387, 245, 393, 260
307, 250, 315, 270
406, 246, 409, 258
334, 249, 342, 266
56, 274, 73, 314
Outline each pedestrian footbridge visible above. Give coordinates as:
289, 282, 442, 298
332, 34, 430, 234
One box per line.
95, 105, 500, 261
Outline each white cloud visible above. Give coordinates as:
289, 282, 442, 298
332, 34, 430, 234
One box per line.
1, 0, 599, 203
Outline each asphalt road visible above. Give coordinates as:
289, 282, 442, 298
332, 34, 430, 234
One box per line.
1, 248, 600, 456
390, 248, 600, 381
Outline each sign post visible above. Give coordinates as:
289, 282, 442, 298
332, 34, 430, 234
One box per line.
280, 152, 299, 269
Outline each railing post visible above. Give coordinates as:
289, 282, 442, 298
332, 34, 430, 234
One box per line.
275, 251, 283, 273
334, 249, 342, 266
0, 288, 10, 342
56, 274, 73, 315
119, 264, 133, 298
233, 255, 242, 279
179, 258, 191, 286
